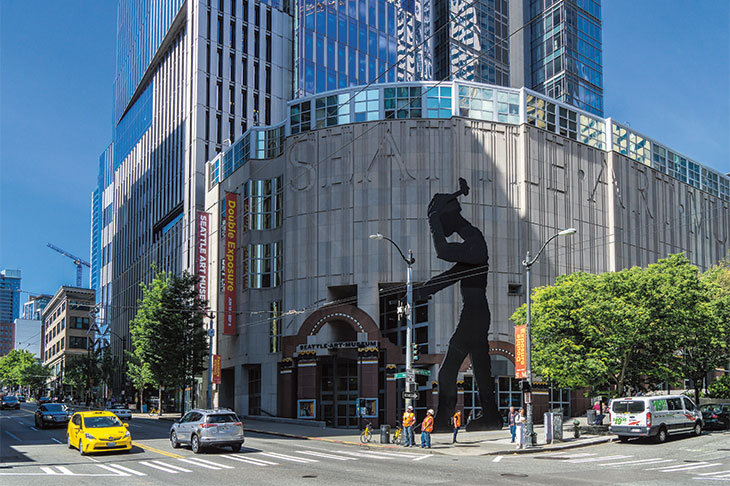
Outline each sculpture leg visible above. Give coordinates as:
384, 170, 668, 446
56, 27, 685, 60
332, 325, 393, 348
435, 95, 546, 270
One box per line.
433, 342, 467, 433
466, 343, 503, 431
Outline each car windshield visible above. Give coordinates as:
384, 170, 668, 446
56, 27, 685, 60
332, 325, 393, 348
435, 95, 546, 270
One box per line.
612, 400, 645, 413
701, 405, 722, 413
43, 404, 66, 412
84, 416, 123, 428
206, 414, 238, 424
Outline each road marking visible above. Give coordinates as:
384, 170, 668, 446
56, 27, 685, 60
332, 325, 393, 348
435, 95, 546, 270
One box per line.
357, 449, 423, 458
56, 466, 74, 475
566, 455, 632, 464
40, 467, 58, 475
139, 461, 184, 473
4, 431, 20, 441
51, 437, 63, 444
694, 478, 730, 481
658, 463, 722, 472
105, 463, 147, 476
298, 450, 357, 461
222, 455, 275, 466
540, 452, 595, 459
178, 457, 234, 470
335, 450, 397, 460
699, 471, 730, 476
599, 458, 668, 466
30, 426, 38, 431
413, 455, 431, 462
132, 441, 184, 458
492, 456, 503, 463
260, 452, 318, 463
96, 464, 130, 476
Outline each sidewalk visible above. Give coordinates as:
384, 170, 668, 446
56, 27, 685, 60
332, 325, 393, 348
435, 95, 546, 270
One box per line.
239, 415, 615, 456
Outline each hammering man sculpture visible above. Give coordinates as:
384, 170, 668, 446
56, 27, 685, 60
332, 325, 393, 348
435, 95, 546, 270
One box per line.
415, 178, 503, 432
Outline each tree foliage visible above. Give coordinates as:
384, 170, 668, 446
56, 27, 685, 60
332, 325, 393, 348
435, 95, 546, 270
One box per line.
510, 253, 730, 397
0, 350, 50, 392
708, 375, 730, 399
64, 350, 101, 397
129, 269, 209, 405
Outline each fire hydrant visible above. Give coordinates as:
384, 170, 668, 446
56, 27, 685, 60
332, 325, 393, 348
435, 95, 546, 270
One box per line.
573, 419, 581, 438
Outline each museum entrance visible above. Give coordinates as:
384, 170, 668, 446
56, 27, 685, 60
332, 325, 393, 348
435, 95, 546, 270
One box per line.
320, 355, 359, 428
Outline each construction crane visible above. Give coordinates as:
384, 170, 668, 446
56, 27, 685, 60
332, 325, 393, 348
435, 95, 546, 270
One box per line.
47, 243, 91, 287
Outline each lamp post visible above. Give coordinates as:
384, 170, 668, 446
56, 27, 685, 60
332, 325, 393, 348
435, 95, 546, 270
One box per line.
521, 227, 576, 446
370, 234, 415, 410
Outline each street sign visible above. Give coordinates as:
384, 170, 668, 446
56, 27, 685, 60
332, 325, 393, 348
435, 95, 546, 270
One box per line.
207, 328, 215, 337
394, 372, 407, 379
402, 391, 419, 400
413, 369, 431, 376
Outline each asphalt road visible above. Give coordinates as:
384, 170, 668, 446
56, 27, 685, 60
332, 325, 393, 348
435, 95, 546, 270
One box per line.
2, 403, 729, 485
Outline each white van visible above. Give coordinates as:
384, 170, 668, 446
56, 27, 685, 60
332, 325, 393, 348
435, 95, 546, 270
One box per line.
609, 395, 703, 443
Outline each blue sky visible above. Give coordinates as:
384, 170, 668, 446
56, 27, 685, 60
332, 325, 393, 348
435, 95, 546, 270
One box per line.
0, 1, 728, 308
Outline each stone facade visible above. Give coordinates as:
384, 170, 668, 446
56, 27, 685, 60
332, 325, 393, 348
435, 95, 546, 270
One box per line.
204, 116, 729, 425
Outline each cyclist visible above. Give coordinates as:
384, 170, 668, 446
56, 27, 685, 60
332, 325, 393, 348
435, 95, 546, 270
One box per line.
402, 405, 416, 447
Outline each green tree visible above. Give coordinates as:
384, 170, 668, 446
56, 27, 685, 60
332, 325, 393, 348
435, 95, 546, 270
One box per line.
509, 254, 714, 396
130, 268, 208, 412
64, 350, 101, 400
20, 361, 51, 396
708, 375, 730, 399
0, 350, 33, 387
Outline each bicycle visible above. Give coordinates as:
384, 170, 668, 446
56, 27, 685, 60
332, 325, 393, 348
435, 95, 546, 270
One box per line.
360, 421, 373, 443
391, 422, 404, 445
147, 406, 160, 416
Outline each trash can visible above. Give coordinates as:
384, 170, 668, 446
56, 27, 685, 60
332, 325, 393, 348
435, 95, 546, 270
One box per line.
586, 409, 596, 425
380, 424, 391, 444
544, 413, 554, 444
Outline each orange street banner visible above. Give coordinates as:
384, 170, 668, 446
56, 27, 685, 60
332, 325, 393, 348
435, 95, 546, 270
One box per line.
212, 354, 222, 384
515, 325, 527, 379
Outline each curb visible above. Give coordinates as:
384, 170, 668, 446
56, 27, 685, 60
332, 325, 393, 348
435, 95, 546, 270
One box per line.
483, 435, 617, 455
244, 426, 616, 456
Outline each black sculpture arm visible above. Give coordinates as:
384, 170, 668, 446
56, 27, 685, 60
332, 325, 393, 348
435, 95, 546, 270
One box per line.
413, 263, 465, 301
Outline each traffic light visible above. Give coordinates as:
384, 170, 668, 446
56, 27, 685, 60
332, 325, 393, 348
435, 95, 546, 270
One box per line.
412, 343, 420, 361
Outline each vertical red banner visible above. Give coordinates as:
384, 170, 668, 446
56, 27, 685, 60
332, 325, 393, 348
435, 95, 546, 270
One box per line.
514, 325, 527, 379
223, 192, 238, 335
212, 354, 222, 384
196, 211, 210, 306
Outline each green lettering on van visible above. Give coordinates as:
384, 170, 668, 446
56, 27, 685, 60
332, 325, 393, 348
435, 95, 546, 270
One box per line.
654, 399, 667, 411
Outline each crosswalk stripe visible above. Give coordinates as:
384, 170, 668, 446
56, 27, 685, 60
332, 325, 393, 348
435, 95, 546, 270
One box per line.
183, 457, 235, 469
334, 450, 397, 460
647, 461, 707, 471
222, 455, 273, 466
298, 450, 357, 461
412, 455, 431, 461
699, 471, 730, 476
356, 450, 422, 458
177, 457, 233, 470
55, 466, 73, 475
105, 463, 147, 476
96, 464, 130, 476
139, 461, 182, 474
232, 455, 278, 465
260, 452, 318, 463
153, 461, 192, 473
659, 463, 722, 473
599, 458, 668, 466
40, 467, 56, 475
566, 455, 631, 464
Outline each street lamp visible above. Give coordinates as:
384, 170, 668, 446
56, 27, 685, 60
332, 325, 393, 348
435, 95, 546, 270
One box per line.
369, 233, 416, 410
521, 227, 576, 446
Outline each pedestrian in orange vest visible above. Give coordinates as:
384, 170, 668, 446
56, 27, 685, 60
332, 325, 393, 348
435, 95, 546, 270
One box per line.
421, 409, 434, 448
452, 410, 462, 443
402, 405, 416, 447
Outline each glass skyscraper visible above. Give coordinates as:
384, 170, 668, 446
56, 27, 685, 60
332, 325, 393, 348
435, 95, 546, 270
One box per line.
513, 0, 603, 115
0, 269, 21, 324
295, 0, 432, 96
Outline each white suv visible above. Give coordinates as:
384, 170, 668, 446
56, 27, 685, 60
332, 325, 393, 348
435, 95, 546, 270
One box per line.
609, 395, 703, 443
170, 408, 244, 453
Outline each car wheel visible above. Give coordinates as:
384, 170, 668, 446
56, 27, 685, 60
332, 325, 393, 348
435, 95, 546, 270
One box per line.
230, 443, 242, 453
170, 431, 180, 449
654, 426, 668, 444
191, 434, 201, 454
693, 422, 702, 437
618, 435, 630, 443
79, 439, 86, 455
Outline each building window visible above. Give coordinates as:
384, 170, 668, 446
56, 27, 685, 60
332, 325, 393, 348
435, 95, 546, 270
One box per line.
379, 287, 429, 354
247, 364, 261, 415
243, 242, 282, 289
269, 300, 281, 353
314, 93, 350, 128
353, 89, 379, 122
71, 317, 89, 329
425, 86, 452, 118
384, 86, 422, 119
290, 100, 312, 134
243, 177, 282, 230
70, 336, 87, 349
61, 318, 65, 330
60, 337, 64, 350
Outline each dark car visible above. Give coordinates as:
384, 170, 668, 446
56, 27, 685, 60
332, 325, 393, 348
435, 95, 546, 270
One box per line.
1, 395, 20, 410
700, 404, 730, 430
38, 396, 52, 404
34, 403, 72, 429
17, 395, 26, 403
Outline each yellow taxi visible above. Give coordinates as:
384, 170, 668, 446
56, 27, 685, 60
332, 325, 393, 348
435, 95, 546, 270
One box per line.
67, 410, 132, 454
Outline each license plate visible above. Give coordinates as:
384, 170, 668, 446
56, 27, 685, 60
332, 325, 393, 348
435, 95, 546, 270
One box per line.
630, 428, 641, 432
106, 442, 116, 447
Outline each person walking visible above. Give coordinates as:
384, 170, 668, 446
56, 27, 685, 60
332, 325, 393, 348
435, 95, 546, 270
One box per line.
515, 407, 526, 449
452, 410, 462, 444
402, 405, 416, 447
508, 406, 517, 443
421, 409, 434, 449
